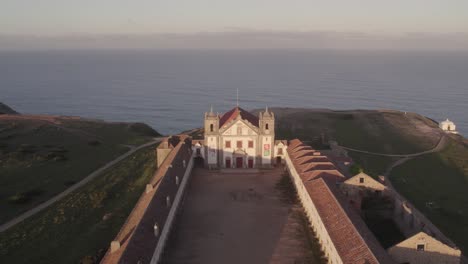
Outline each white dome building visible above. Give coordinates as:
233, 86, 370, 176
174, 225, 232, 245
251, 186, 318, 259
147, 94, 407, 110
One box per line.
439, 119, 458, 134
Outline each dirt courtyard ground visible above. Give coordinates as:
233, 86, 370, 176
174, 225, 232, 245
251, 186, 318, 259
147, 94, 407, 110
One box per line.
162, 168, 321, 264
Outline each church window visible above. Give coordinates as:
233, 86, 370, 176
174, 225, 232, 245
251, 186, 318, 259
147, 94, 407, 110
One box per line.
278, 148, 283, 155
359, 177, 364, 183
248, 141, 254, 148
237, 126, 242, 135
237, 141, 242, 148
196, 148, 201, 155
225, 141, 231, 148
417, 244, 425, 251
265, 123, 269, 130
210, 124, 214, 132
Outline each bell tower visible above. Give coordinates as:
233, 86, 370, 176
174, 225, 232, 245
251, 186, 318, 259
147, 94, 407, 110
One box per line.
204, 106, 220, 168
259, 107, 275, 167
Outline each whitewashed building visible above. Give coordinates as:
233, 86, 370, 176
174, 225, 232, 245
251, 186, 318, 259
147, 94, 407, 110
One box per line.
439, 119, 458, 134
194, 106, 286, 169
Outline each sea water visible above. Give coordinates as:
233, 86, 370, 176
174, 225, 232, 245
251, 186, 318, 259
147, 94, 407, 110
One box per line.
1, 49, 467, 135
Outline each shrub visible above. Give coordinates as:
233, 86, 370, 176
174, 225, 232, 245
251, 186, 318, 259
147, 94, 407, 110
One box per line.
349, 163, 364, 175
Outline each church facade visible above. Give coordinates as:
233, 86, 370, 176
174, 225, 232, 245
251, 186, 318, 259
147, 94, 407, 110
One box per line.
193, 106, 286, 169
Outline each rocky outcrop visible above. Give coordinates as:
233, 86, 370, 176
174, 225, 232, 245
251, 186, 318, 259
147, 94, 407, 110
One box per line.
0, 102, 18, 115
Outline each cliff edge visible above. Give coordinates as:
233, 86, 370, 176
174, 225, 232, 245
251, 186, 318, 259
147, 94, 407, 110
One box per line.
0, 102, 18, 115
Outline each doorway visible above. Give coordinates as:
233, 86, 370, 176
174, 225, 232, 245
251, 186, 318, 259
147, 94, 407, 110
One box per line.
276, 156, 282, 165
236, 157, 243, 168
248, 159, 254, 168
225, 158, 231, 168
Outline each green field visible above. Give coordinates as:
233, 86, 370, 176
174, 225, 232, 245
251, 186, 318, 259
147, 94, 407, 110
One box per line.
0, 145, 157, 264
272, 108, 439, 154
0, 117, 160, 224
390, 136, 468, 254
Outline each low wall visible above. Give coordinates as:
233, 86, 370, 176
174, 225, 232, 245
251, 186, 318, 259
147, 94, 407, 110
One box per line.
284, 151, 342, 264
150, 150, 194, 263
101, 137, 194, 264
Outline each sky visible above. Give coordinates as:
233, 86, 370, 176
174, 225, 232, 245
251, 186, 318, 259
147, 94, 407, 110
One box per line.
1, 0, 468, 49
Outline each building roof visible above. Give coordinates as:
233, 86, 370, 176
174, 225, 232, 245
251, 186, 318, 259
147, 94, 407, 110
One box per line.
343, 172, 387, 189
304, 178, 395, 264
440, 118, 455, 125
219, 106, 259, 128
101, 137, 192, 264
388, 232, 461, 254
287, 139, 396, 264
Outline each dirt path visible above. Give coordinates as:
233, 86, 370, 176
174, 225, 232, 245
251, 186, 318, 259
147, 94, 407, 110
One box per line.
341, 134, 447, 158
377, 135, 447, 177
0, 138, 162, 233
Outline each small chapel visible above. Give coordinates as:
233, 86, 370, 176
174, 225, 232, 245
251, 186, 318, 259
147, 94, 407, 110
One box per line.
439, 118, 458, 134
193, 106, 287, 169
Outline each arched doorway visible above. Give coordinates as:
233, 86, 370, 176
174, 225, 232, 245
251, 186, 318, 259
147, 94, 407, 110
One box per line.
233, 149, 247, 168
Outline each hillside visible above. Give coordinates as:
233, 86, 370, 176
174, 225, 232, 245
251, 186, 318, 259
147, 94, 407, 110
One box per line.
267, 107, 468, 254
0, 102, 18, 115
0, 113, 161, 225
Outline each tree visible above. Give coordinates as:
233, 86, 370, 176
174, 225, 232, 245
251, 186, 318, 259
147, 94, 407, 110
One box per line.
349, 163, 363, 176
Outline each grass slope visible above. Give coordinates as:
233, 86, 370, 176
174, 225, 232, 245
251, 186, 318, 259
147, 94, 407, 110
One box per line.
390, 135, 468, 254
0, 145, 157, 264
271, 108, 439, 154
271, 108, 468, 253
0, 116, 160, 224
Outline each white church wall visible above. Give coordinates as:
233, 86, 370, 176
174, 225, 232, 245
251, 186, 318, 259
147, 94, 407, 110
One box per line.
220, 120, 260, 168
206, 136, 218, 166
261, 136, 272, 165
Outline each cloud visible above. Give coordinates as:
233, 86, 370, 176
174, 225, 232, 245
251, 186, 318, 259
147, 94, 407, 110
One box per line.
1, 30, 468, 50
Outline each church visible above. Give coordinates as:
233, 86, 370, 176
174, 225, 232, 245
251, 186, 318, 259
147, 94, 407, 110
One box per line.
193, 106, 287, 169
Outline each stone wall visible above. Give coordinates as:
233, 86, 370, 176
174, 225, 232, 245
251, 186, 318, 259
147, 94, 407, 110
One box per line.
387, 180, 456, 248
284, 151, 343, 264
101, 136, 194, 264
150, 144, 194, 263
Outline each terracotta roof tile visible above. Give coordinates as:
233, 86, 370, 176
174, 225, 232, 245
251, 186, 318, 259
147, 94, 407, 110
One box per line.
304, 178, 395, 264
286, 139, 395, 264
219, 107, 259, 127
296, 156, 330, 165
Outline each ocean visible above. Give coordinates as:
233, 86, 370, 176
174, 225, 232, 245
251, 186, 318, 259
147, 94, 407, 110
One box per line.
1, 49, 467, 136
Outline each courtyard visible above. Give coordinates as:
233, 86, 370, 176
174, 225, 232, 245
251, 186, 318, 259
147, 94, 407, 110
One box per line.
162, 167, 325, 264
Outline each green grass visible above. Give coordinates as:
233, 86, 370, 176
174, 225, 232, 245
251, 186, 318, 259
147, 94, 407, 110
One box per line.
390, 137, 468, 254
273, 109, 438, 154
347, 152, 397, 178
0, 118, 160, 224
0, 145, 157, 264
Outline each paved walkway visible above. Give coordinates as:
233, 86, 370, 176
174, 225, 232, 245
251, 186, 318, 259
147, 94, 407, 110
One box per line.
0, 138, 162, 233
163, 168, 316, 264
